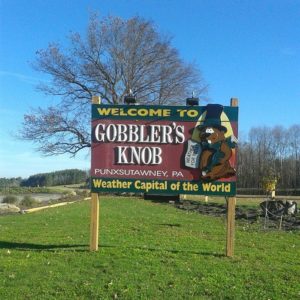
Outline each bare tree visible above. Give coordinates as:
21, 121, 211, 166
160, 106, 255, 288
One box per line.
21, 14, 207, 156
288, 125, 300, 188
238, 124, 300, 193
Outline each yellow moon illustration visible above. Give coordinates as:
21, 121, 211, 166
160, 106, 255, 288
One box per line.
191, 111, 234, 142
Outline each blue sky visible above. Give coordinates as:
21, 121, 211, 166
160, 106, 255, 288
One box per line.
0, 0, 299, 178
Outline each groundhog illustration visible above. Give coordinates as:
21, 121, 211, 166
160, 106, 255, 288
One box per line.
198, 104, 237, 181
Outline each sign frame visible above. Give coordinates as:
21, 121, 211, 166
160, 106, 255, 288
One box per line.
90, 97, 239, 257
91, 102, 238, 197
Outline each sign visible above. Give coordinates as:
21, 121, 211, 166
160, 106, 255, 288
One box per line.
91, 104, 238, 196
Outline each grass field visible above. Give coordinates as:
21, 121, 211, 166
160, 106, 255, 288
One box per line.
0, 196, 299, 299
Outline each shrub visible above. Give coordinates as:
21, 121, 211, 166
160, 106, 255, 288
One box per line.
20, 195, 39, 208
75, 189, 90, 197
2, 195, 18, 204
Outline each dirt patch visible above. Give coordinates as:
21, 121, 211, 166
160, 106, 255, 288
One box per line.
175, 200, 300, 231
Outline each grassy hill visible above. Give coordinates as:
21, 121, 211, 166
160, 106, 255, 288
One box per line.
0, 196, 299, 299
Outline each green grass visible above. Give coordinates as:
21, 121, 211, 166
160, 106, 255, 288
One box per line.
0, 196, 299, 299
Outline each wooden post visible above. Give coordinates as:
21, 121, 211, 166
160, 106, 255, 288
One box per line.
90, 192, 99, 251
271, 190, 276, 199
204, 196, 208, 202
90, 96, 101, 251
226, 197, 236, 257
226, 97, 238, 257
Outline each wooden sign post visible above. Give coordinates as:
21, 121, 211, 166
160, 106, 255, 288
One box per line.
226, 98, 238, 257
90, 96, 101, 251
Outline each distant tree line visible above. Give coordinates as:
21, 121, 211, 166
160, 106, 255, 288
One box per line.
0, 177, 22, 188
21, 169, 88, 187
0, 169, 88, 188
237, 125, 300, 194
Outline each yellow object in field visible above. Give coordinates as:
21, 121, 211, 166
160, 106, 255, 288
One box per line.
262, 177, 277, 193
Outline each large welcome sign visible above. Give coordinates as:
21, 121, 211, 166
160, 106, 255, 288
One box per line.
91, 104, 238, 195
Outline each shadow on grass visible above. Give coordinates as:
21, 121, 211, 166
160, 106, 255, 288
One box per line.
157, 223, 182, 227
96, 244, 225, 258
0, 241, 87, 252
125, 245, 225, 258
0, 240, 225, 257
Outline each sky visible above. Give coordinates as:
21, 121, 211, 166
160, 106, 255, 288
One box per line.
0, 0, 299, 178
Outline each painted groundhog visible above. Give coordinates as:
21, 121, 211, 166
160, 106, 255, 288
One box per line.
198, 104, 237, 181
